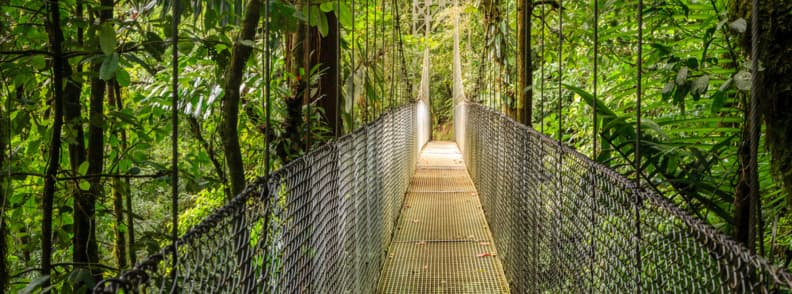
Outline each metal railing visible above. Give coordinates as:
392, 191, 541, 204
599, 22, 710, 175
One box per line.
461, 102, 792, 293
94, 103, 419, 293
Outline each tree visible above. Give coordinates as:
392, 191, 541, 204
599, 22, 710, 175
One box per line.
318, 12, 341, 137
42, 0, 67, 287
731, 0, 792, 252
221, 0, 263, 198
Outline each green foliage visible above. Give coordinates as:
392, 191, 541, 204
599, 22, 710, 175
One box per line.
0, 0, 419, 291
517, 0, 790, 270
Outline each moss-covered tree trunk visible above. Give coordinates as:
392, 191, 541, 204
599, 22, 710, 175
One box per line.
281, 7, 335, 162
279, 24, 310, 163
221, 0, 262, 198
219, 1, 262, 291
731, 0, 792, 250
517, 0, 532, 126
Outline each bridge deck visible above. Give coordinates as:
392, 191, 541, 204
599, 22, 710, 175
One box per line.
379, 141, 510, 293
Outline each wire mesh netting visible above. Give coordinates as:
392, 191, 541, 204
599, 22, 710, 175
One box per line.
460, 102, 792, 293
93, 104, 418, 293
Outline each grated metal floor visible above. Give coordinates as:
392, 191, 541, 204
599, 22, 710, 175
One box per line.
379, 141, 510, 293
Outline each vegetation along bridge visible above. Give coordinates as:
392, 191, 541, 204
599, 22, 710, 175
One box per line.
2, 0, 792, 293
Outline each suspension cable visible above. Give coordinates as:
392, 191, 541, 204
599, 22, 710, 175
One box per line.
635, 0, 643, 185
169, 0, 180, 291
351, 0, 356, 130
634, 0, 644, 291
590, 0, 599, 291
593, 0, 598, 160
364, 0, 370, 123
557, 0, 562, 144
395, 0, 407, 105
304, 0, 312, 151
264, 0, 272, 177
748, 0, 760, 252
379, 0, 385, 114
540, 2, 545, 134
390, 0, 396, 109
336, 0, 341, 137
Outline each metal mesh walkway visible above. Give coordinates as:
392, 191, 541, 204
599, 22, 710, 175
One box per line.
379, 141, 509, 293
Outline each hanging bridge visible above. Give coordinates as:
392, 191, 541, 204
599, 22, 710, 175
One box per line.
91, 0, 792, 293
92, 102, 792, 293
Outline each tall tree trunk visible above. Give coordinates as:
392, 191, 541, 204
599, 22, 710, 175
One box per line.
63, 2, 89, 284
112, 85, 136, 265
731, 0, 792, 250
734, 103, 756, 252
108, 82, 127, 270
43, 0, 67, 287
517, 0, 532, 126
76, 57, 103, 280
279, 21, 314, 163
74, 0, 113, 281
221, 0, 262, 198
318, 12, 340, 137
219, 1, 262, 291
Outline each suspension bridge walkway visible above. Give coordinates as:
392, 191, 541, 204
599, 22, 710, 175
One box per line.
379, 141, 509, 293
93, 102, 792, 293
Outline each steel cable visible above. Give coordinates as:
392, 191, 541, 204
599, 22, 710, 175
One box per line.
169, 1, 180, 291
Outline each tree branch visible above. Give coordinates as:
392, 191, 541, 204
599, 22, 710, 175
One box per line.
9, 172, 167, 180
530, 0, 560, 11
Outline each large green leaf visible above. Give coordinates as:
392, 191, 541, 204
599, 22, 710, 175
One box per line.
20, 275, 49, 294
317, 10, 329, 37
99, 23, 116, 55
337, 2, 353, 28
99, 52, 119, 80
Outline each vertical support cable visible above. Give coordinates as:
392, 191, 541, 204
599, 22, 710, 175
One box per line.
592, 1, 598, 164
540, 3, 545, 134
352, 0, 356, 130
365, 0, 370, 123
390, 0, 397, 109
305, 0, 312, 150
554, 0, 564, 286
748, 0, 760, 255
634, 0, 644, 291
336, 0, 342, 136
261, 3, 274, 287
590, 0, 599, 291
557, 0, 562, 144
380, 0, 386, 113
169, 0, 180, 291
264, 0, 272, 177
635, 0, 643, 185
372, 0, 378, 116
363, 0, 369, 125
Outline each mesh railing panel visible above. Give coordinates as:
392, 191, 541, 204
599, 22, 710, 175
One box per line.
94, 104, 418, 293
461, 103, 792, 293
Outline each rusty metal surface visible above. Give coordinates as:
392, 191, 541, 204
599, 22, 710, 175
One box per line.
379, 141, 509, 293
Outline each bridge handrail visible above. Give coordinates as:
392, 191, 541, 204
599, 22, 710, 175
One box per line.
94, 103, 419, 293
462, 102, 792, 293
